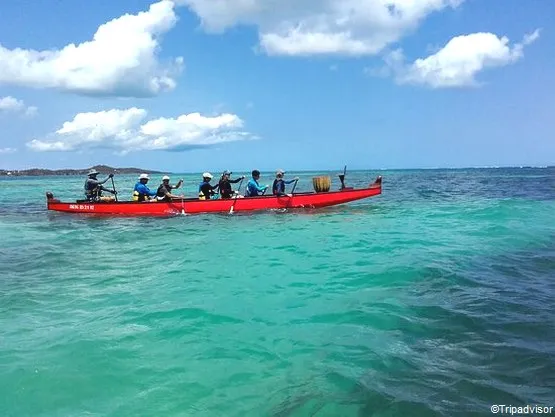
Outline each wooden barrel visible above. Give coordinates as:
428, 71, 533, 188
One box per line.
312, 176, 331, 192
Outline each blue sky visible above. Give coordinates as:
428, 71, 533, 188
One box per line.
0, 0, 553, 172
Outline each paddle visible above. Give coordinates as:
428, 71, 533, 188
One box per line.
262, 181, 270, 195
290, 178, 299, 195
339, 165, 347, 189
229, 177, 244, 214
284, 178, 299, 210
110, 175, 118, 202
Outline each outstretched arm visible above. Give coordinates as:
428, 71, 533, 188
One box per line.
98, 174, 114, 185
165, 190, 183, 199
255, 183, 267, 192
99, 185, 116, 194
172, 179, 184, 189
138, 184, 157, 197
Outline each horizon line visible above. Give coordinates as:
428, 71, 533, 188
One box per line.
1, 164, 553, 175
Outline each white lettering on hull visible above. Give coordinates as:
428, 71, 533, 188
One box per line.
68, 204, 95, 210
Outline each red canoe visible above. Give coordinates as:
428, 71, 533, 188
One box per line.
46, 176, 382, 216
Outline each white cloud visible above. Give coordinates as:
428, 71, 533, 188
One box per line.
25, 106, 38, 117
0, 0, 183, 97
27, 108, 253, 152
378, 29, 541, 88
0, 96, 38, 116
180, 0, 464, 56
0, 96, 24, 112
0, 147, 17, 154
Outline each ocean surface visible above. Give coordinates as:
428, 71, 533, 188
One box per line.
1, 167, 554, 417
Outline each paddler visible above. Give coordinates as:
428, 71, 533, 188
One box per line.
272, 169, 299, 197
245, 170, 268, 197
133, 173, 157, 202
218, 170, 245, 199
198, 172, 219, 200
84, 169, 117, 202
156, 175, 184, 201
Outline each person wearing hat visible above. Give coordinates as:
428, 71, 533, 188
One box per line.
245, 170, 269, 197
272, 169, 299, 197
84, 169, 117, 202
218, 170, 245, 199
156, 175, 184, 201
132, 173, 157, 202
198, 172, 219, 200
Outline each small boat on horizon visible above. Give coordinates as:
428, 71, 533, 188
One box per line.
45, 174, 383, 217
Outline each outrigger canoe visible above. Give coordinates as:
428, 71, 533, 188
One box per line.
46, 175, 382, 217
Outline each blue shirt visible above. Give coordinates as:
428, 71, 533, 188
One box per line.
246, 179, 266, 196
134, 182, 156, 197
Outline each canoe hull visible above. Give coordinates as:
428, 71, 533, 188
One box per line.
46, 176, 382, 216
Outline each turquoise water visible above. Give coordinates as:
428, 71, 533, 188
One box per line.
1, 168, 554, 417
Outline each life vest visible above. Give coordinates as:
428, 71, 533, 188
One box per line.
132, 190, 152, 202
155, 184, 171, 201
198, 181, 214, 200
133, 182, 155, 202
198, 191, 215, 200
84, 179, 100, 200
85, 189, 99, 200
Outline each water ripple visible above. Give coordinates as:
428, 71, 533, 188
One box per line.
1, 168, 555, 417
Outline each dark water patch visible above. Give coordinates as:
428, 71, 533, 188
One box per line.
283, 241, 555, 416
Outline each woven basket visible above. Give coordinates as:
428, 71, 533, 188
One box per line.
312, 176, 331, 192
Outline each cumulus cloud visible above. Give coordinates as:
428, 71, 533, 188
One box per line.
375, 29, 541, 88
0, 0, 183, 97
0, 96, 38, 116
180, 0, 464, 56
0, 147, 17, 154
27, 108, 253, 152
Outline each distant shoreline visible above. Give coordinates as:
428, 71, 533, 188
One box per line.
0, 165, 163, 177
0, 165, 552, 177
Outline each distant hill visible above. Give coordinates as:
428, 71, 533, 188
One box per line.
0, 164, 164, 177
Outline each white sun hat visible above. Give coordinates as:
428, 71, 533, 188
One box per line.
139, 173, 150, 180
162, 175, 170, 181
203, 172, 213, 179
